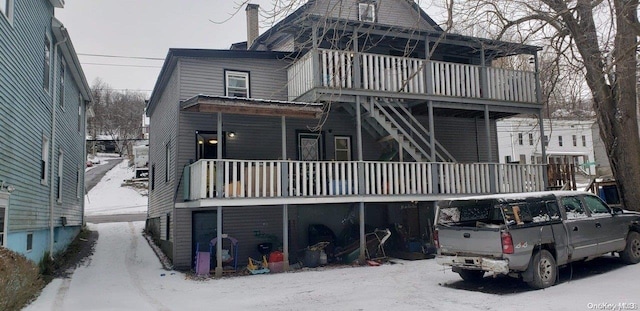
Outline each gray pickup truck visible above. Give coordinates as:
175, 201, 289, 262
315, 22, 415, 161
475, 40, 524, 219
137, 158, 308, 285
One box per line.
435, 191, 640, 289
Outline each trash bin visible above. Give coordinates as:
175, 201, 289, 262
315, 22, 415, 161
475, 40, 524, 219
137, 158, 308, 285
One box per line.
303, 249, 320, 268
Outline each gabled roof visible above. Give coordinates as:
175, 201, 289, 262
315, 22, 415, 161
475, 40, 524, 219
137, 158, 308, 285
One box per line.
146, 49, 295, 116
249, 0, 443, 50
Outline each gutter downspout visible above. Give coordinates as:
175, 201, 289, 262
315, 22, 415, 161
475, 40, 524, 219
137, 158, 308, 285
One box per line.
50, 34, 68, 259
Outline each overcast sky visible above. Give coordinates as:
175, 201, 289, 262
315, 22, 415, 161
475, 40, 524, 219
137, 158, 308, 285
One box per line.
55, 1, 444, 97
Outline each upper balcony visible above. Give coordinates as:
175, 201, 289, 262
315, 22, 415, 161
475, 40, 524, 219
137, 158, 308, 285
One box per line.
288, 49, 538, 105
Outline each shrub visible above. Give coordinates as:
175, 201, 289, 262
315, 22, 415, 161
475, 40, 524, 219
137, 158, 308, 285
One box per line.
0, 248, 44, 311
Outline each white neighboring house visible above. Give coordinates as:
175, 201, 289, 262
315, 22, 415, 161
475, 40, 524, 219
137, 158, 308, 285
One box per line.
497, 117, 597, 175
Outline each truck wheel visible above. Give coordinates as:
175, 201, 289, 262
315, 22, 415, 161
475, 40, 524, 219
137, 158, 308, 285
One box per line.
458, 269, 485, 282
620, 231, 640, 264
526, 250, 557, 289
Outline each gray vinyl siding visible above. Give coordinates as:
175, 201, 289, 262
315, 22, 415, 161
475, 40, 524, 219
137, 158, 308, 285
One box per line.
271, 35, 295, 52
148, 65, 179, 224
308, 0, 437, 31
428, 116, 498, 163
0, 0, 82, 232
179, 57, 290, 101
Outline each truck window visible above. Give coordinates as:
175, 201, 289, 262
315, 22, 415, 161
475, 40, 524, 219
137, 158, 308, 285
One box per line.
583, 195, 610, 215
437, 200, 495, 227
561, 196, 587, 219
545, 202, 561, 220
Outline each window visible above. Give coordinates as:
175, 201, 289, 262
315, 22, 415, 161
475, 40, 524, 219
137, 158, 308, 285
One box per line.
59, 59, 65, 107
57, 149, 63, 203
76, 166, 81, 199
582, 135, 587, 147
165, 144, 170, 182
298, 132, 323, 161
166, 213, 171, 240
358, 3, 376, 22
151, 164, 156, 190
561, 196, 587, 219
78, 96, 83, 132
543, 135, 549, 147
558, 135, 563, 147
505, 156, 512, 163
334, 136, 351, 161
528, 133, 533, 146
519, 154, 526, 164
518, 133, 523, 145
225, 70, 249, 98
44, 36, 51, 91
26, 232, 33, 252
0, 206, 5, 247
41, 136, 49, 184
572, 135, 577, 147
583, 195, 610, 215
531, 155, 535, 164
1, 0, 13, 21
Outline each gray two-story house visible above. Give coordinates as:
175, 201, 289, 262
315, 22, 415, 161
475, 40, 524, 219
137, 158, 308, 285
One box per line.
0, 0, 91, 263
146, 0, 547, 275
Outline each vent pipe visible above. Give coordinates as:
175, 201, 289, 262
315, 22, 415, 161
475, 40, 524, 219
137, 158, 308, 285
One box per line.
246, 4, 259, 49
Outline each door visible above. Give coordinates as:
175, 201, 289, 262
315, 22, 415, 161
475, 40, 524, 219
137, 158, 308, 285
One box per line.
0, 193, 7, 247
582, 195, 627, 253
561, 196, 599, 260
298, 133, 323, 161
192, 211, 217, 268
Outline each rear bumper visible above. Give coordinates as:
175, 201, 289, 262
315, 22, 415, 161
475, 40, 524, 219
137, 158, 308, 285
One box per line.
436, 255, 509, 274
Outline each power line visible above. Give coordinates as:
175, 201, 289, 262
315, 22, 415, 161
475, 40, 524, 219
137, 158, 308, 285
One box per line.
81, 62, 162, 69
78, 53, 165, 61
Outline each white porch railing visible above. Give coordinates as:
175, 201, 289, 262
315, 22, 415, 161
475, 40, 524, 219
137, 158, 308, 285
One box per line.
286, 49, 538, 103
186, 159, 546, 200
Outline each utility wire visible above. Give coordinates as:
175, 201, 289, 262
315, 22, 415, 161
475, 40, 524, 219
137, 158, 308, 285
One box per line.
78, 53, 165, 61
81, 62, 162, 69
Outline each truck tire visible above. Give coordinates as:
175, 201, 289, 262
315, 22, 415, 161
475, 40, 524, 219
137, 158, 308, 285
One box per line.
620, 231, 640, 264
526, 250, 557, 289
458, 269, 485, 282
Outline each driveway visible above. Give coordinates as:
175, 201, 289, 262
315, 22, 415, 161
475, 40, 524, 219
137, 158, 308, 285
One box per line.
85, 158, 123, 192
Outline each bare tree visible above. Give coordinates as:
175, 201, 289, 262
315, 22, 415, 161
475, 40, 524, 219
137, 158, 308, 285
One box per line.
89, 79, 146, 156
450, 0, 640, 210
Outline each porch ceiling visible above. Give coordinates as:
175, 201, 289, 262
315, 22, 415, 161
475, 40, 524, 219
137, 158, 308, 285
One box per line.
180, 95, 324, 119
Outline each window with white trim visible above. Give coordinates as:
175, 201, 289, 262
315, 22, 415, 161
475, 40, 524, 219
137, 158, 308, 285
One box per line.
57, 149, 63, 203
518, 133, 523, 145
0, 205, 6, 247
334, 136, 351, 161
165, 143, 170, 182
26, 232, 33, 251
582, 135, 587, 147
78, 95, 83, 132
59, 59, 65, 107
41, 136, 49, 184
76, 166, 81, 199
528, 133, 533, 146
358, 3, 376, 22
572, 135, 577, 147
44, 36, 51, 92
225, 71, 249, 98
558, 135, 563, 147
1, 0, 13, 22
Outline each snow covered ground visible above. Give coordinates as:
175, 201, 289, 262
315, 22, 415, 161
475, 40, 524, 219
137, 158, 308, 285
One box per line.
23, 158, 640, 310
84, 160, 147, 216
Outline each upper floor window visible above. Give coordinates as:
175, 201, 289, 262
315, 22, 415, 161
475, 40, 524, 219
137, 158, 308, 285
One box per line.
41, 136, 49, 184
225, 70, 249, 98
572, 135, 577, 147
57, 149, 64, 203
517, 133, 523, 145
558, 135, 563, 147
358, 3, 376, 22
1, 0, 13, 22
44, 36, 51, 92
543, 135, 549, 147
528, 133, 533, 146
334, 136, 351, 161
59, 59, 66, 107
78, 96, 83, 132
582, 135, 587, 147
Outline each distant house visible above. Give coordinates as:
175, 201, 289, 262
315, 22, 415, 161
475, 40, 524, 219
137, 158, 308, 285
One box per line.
146, 0, 546, 274
497, 117, 597, 175
0, 0, 92, 263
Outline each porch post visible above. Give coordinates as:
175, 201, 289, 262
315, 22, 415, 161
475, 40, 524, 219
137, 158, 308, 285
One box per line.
538, 111, 548, 189
312, 24, 321, 88
480, 45, 488, 99
281, 116, 290, 271
429, 101, 438, 192
425, 36, 433, 96
359, 202, 366, 262
484, 105, 493, 162
215, 112, 224, 277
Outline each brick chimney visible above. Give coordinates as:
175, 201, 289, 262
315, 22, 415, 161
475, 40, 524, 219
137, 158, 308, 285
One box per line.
246, 4, 259, 49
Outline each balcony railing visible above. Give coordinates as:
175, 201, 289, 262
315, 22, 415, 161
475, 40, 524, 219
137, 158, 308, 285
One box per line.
185, 159, 545, 201
287, 49, 537, 103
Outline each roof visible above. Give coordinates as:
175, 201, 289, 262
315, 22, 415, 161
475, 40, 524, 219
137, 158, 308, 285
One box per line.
51, 17, 92, 102
146, 49, 296, 115
439, 191, 595, 203
180, 95, 323, 119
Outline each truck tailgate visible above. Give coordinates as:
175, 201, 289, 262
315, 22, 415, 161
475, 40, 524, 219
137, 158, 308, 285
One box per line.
437, 227, 503, 257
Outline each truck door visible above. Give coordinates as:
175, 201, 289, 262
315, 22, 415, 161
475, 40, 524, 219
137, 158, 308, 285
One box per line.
581, 195, 627, 253
561, 196, 599, 260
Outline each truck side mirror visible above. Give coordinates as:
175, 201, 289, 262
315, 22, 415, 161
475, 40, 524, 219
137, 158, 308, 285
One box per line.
611, 207, 624, 215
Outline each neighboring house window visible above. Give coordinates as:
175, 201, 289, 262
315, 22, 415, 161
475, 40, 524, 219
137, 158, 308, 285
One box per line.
57, 149, 64, 203
517, 133, 523, 145
531, 155, 535, 164
519, 154, 526, 164
1, 0, 13, 22
334, 136, 351, 161
558, 135, 563, 147
26, 232, 33, 252
0, 206, 5, 247
151, 164, 155, 190
41, 136, 49, 184
543, 135, 549, 147
44, 36, 51, 91
505, 156, 512, 163
572, 135, 577, 147
165, 144, 170, 182
528, 133, 533, 146
225, 70, 249, 98
582, 135, 587, 147
358, 2, 376, 22
76, 166, 81, 199
165, 213, 171, 240
78, 96, 83, 132
59, 59, 65, 107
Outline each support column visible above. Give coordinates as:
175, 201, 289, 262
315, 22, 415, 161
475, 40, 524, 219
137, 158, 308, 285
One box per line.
429, 101, 438, 192
215, 112, 224, 277
215, 206, 223, 277
281, 115, 290, 270
359, 202, 366, 262
538, 112, 548, 189
484, 105, 492, 162
312, 24, 320, 88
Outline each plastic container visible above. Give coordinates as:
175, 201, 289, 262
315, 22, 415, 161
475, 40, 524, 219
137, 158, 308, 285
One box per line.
319, 250, 327, 265
303, 249, 320, 268
268, 261, 284, 273
269, 251, 284, 263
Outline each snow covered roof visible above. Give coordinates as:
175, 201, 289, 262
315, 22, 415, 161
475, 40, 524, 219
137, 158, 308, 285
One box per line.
180, 95, 324, 119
